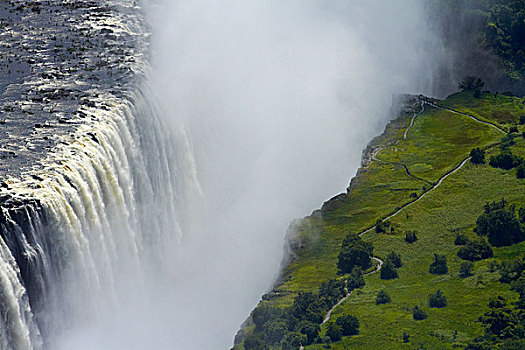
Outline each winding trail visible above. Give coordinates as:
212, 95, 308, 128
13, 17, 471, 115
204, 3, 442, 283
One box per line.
318, 96, 507, 328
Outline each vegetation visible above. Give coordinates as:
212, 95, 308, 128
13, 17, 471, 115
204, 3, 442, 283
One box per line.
375, 290, 391, 305
412, 305, 427, 321
470, 147, 486, 164
380, 261, 398, 280
457, 238, 494, 261
474, 199, 524, 246
429, 254, 448, 275
428, 289, 447, 308
385, 251, 402, 268
335, 315, 359, 336
404, 230, 418, 243
238, 91, 525, 350
337, 233, 373, 273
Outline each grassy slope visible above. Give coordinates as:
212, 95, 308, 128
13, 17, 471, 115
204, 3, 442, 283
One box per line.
238, 91, 525, 349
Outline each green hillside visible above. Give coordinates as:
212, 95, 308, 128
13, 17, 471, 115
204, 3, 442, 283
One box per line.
235, 91, 525, 350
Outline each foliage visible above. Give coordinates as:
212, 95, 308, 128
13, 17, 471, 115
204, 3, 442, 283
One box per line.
292, 292, 324, 324
428, 289, 447, 308
475, 199, 524, 246
460, 261, 475, 278
457, 238, 494, 261
429, 254, 448, 275
479, 296, 522, 339
375, 219, 391, 233
326, 322, 343, 342
459, 76, 485, 93
489, 151, 523, 169
386, 251, 402, 268
346, 267, 365, 291
380, 261, 398, 280
376, 290, 391, 305
470, 147, 486, 164
404, 230, 418, 243
281, 332, 307, 350
337, 233, 373, 273
403, 332, 410, 343
318, 279, 346, 309
454, 232, 469, 245
296, 320, 320, 345
335, 315, 360, 336
244, 333, 267, 350
265, 321, 287, 344
412, 305, 427, 321
517, 163, 525, 179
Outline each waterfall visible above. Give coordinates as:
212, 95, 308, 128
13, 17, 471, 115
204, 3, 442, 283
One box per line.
0, 81, 201, 348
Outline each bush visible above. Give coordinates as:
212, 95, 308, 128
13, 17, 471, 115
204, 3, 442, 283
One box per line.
244, 333, 267, 350
520, 115, 525, 125
509, 125, 519, 133
517, 164, 525, 179
475, 199, 524, 246
428, 289, 447, 308
326, 323, 342, 342
347, 267, 365, 291
376, 290, 391, 305
318, 279, 345, 309
454, 233, 468, 245
337, 233, 374, 273
335, 315, 359, 336
380, 261, 399, 280
386, 251, 402, 268
457, 238, 494, 261
296, 321, 320, 345
375, 219, 391, 233
405, 231, 418, 244
403, 332, 410, 343
470, 148, 485, 164
460, 262, 474, 278
281, 332, 307, 350
429, 254, 448, 275
412, 305, 427, 320
489, 152, 523, 170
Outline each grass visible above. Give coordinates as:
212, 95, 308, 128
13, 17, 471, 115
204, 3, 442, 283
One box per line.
237, 92, 525, 349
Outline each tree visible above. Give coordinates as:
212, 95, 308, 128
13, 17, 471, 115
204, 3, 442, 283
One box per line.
244, 333, 267, 350
489, 152, 523, 170
405, 231, 418, 243
251, 303, 281, 329
376, 290, 391, 305
475, 200, 524, 246
337, 233, 373, 273
412, 305, 427, 320
517, 164, 525, 179
454, 233, 468, 245
318, 279, 345, 309
457, 238, 494, 261
429, 254, 448, 275
403, 332, 410, 343
326, 322, 342, 342
335, 315, 359, 336
296, 320, 320, 345
479, 297, 520, 339
291, 292, 324, 324
470, 148, 485, 164
281, 332, 307, 350
386, 251, 402, 268
428, 289, 447, 308
458, 76, 485, 93
265, 321, 287, 344
460, 262, 474, 278
347, 266, 365, 291
380, 261, 399, 280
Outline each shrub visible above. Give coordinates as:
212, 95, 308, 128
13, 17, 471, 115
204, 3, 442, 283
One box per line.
405, 231, 418, 244
376, 290, 391, 305
428, 289, 447, 308
475, 199, 524, 246
335, 315, 359, 336
489, 152, 523, 170
412, 305, 427, 320
244, 333, 267, 350
517, 164, 525, 179
296, 321, 320, 345
337, 233, 374, 273
520, 115, 525, 125
380, 261, 399, 280
429, 254, 448, 275
386, 251, 402, 268
403, 332, 410, 343
470, 148, 485, 164
457, 238, 494, 261
509, 125, 518, 133
281, 332, 307, 350
318, 279, 345, 308
375, 219, 391, 233
454, 233, 468, 245
460, 262, 474, 278
347, 267, 365, 291
326, 323, 342, 342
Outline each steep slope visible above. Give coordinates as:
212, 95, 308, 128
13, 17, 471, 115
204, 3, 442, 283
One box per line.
237, 91, 525, 349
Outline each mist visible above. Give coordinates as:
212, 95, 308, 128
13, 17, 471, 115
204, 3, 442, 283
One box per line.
54, 1, 452, 349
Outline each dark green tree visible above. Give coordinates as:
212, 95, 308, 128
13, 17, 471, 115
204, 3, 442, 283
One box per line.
326, 322, 343, 342
244, 333, 267, 350
517, 164, 525, 179
292, 292, 324, 324
380, 261, 399, 280
412, 305, 427, 320
405, 231, 418, 243
337, 233, 373, 273
429, 254, 448, 275
428, 289, 447, 308
376, 290, 391, 305
460, 261, 474, 278
265, 321, 287, 344
386, 251, 402, 268
454, 233, 468, 245
470, 148, 486, 164
475, 200, 524, 246
459, 76, 485, 92
296, 320, 320, 345
347, 266, 365, 291
281, 332, 307, 350
335, 315, 359, 336
457, 238, 494, 261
